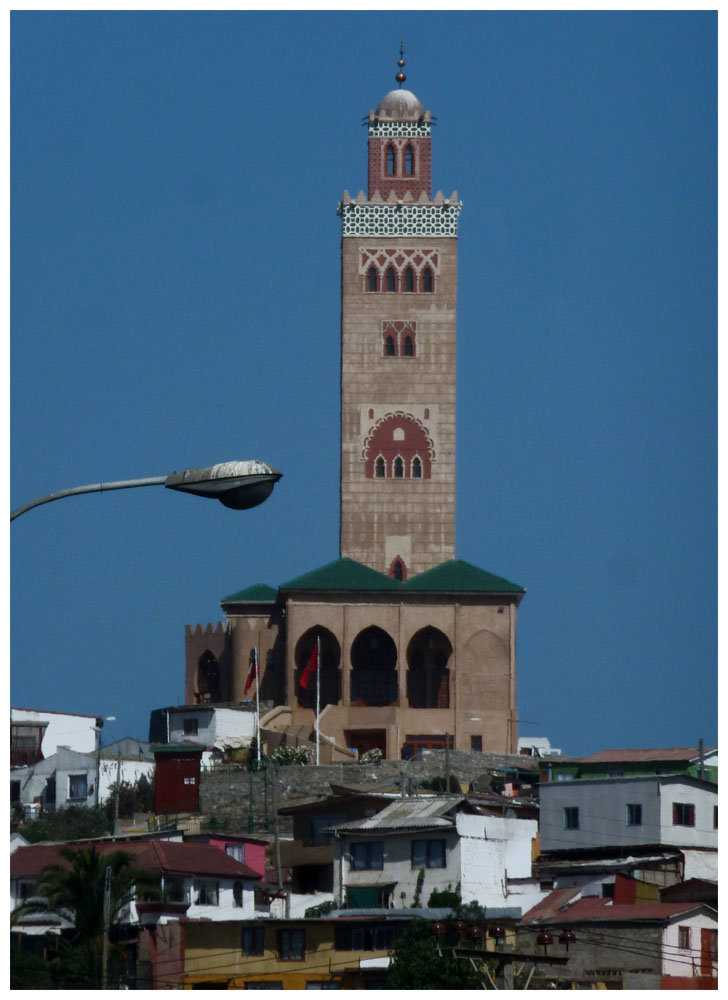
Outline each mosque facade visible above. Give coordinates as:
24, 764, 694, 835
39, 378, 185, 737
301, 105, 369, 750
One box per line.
184, 63, 524, 761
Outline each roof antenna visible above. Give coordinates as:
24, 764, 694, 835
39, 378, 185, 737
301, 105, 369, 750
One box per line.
396, 42, 406, 88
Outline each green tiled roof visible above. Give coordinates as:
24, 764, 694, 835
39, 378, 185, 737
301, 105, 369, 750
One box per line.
402, 559, 524, 594
221, 583, 278, 603
225, 559, 524, 601
279, 558, 401, 592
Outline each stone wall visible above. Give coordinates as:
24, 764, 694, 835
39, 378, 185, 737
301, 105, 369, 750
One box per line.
198, 750, 536, 836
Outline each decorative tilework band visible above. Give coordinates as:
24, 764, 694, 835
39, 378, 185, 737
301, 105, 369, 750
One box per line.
340, 203, 461, 237
368, 122, 431, 138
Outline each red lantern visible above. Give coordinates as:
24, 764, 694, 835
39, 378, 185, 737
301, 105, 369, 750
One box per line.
558, 929, 576, 950
466, 925, 483, 941
451, 919, 466, 936
430, 921, 446, 936
488, 923, 506, 940
536, 930, 553, 952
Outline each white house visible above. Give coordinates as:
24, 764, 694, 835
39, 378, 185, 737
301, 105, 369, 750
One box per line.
538, 775, 718, 880
11, 708, 101, 757
152, 704, 257, 758
327, 795, 540, 913
10, 839, 262, 930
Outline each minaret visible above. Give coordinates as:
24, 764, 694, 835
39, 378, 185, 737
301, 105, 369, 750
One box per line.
338, 49, 462, 578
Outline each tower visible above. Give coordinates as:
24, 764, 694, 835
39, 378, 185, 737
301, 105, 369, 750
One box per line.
338, 53, 462, 579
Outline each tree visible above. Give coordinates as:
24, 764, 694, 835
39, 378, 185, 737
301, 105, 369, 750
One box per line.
18, 845, 158, 987
386, 919, 480, 990
17, 805, 111, 843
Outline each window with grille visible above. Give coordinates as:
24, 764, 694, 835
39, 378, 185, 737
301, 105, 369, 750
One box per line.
678, 926, 691, 950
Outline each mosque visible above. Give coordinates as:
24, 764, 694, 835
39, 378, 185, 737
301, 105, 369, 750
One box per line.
183, 56, 525, 761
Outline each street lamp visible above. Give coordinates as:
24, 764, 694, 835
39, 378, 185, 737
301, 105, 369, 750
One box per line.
10, 460, 282, 521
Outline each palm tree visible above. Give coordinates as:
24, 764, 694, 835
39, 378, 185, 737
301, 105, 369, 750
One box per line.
18, 845, 158, 987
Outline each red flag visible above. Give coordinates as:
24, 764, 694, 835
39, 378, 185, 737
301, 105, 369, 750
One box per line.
299, 644, 318, 690
244, 649, 257, 695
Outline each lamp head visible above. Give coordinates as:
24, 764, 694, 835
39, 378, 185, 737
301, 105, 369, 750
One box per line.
164, 461, 282, 510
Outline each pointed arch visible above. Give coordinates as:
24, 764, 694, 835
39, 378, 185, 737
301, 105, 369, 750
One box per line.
374, 455, 386, 478
196, 650, 220, 704
350, 626, 398, 707
404, 267, 414, 293
294, 627, 341, 710
385, 266, 397, 292
386, 144, 396, 175
367, 266, 378, 292
406, 627, 452, 709
404, 145, 414, 175
422, 266, 434, 292
389, 557, 407, 582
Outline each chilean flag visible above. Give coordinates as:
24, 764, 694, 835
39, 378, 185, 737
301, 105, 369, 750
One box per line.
244, 648, 258, 695
299, 643, 318, 690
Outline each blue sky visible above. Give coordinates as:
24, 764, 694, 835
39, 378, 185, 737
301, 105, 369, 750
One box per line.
11, 11, 716, 755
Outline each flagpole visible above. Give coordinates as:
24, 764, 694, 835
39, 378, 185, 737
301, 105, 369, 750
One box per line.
255, 648, 261, 766
315, 636, 321, 766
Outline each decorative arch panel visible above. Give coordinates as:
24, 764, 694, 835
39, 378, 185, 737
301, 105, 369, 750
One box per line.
362, 412, 434, 479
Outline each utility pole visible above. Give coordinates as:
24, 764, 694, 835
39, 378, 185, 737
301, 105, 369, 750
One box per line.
270, 760, 287, 916
113, 746, 121, 835
101, 865, 112, 988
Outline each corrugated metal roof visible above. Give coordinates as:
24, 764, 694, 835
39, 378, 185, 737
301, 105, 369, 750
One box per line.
324, 795, 464, 833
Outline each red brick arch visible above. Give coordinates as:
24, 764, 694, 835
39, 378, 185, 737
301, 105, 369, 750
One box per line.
363, 413, 433, 478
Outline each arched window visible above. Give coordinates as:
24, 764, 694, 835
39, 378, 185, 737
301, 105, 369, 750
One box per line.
367, 267, 378, 292
403, 335, 414, 357
404, 145, 414, 175
412, 456, 422, 478
233, 881, 244, 907
385, 335, 396, 357
386, 267, 396, 293
406, 627, 452, 709
196, 651, 220, 704
422, 267, 433, 292
350, 626, 398, 707
375, 456, 386, 478
393, 456, 404, 478
391, 558, 407, 582
386, 144, 396, 175
404, 267, 414, 292
295, 628, 341, 711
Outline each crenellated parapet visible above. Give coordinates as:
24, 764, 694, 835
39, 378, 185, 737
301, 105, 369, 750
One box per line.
185, 621, 229, 638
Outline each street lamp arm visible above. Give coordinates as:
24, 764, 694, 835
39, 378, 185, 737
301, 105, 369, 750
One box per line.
10, 477, 167, 521
11, 460, 282, 522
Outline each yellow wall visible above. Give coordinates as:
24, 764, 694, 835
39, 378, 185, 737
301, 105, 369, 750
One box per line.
183, 921, 390, 989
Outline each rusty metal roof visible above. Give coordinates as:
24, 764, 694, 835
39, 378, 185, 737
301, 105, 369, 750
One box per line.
324, 795, 467, 833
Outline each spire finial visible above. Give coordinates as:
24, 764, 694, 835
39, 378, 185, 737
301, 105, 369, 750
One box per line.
396, 42, 406, 87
